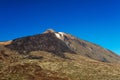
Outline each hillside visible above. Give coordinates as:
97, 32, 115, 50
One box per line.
0, 49, 120, 80
6, 29, 120, 63
0, 29, 120, 80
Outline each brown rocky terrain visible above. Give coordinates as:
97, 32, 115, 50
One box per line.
6, 29, 120, 63
0, 29, 120, 80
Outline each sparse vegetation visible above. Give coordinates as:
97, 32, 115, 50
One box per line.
0, 30, 120, 80
0, 50, 120, 80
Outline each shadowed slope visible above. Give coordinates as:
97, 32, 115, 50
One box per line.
6, 33, 74, 58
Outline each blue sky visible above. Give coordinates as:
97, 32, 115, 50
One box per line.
0, 0, 120, 55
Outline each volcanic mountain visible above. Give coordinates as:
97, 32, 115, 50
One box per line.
5, 29, 120, 63
1, 29, 120, 80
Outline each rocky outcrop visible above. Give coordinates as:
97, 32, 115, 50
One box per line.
6, 32, 74, 58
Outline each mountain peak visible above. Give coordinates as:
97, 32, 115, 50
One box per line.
5, 29, 120, 63
43, 29, 56, 34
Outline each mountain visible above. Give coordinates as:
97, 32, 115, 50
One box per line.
6, 29, 120, 63
1, 29, 120, 80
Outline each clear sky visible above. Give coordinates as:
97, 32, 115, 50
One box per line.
0, 0, 120, 55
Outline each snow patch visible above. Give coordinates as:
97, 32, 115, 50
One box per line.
58, 32, 65, 37
55, 33, 61, 39
55, 32, 65, 40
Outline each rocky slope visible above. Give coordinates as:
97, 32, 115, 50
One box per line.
6, 29, 120, 63
0, 49, 120, 80
1, 29, 120, 80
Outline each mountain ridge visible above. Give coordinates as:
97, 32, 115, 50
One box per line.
5, 29, 120, 63
1, 29, 120, 80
